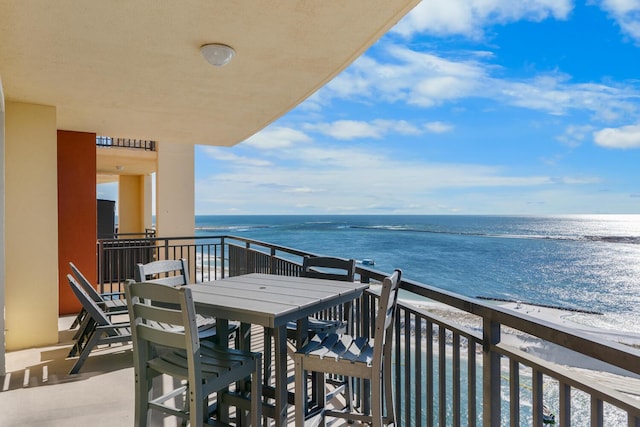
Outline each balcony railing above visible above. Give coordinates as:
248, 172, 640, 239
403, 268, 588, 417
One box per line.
96, 136, 156, 151
96, 234, 640, 426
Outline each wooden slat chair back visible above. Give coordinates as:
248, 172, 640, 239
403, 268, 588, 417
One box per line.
135, 258, 237, 344
294, 269, 402, 427
125, 281, 262, 426
66, 274, 131, 375
301, 256, 356, 282
68, 262, 127, 334
135, 259, 190, 287
295, 256, 357, 336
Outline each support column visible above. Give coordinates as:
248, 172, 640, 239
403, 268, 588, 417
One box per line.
155, 142, 194, 237
143, 174, 153, 231
57, 130, 96, 315
118, 175, 144, 234
5, 101, 58, 349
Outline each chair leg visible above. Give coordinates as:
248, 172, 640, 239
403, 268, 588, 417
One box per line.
383, 361, 396, 426
263, 329, 272, 387
188, 386, 204, 426
250, 353, 262, 427
344, 375, 353, 412
134, 369, 150, 427
318, 374, 327, 427
294, 357, 306, 427
68, 329, 102, 374
371, 376, 383, 427
70, 308, 86, 329
71, 314, 93, 342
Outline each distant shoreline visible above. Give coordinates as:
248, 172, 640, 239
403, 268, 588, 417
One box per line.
475, 296, 603, 315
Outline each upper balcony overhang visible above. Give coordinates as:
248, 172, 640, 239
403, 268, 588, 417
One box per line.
96, 144, 157, 184
0, 1, 419, 147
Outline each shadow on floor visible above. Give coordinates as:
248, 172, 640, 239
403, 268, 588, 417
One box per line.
2, 325, 133, 392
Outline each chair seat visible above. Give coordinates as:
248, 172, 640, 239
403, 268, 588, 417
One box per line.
102, 298, 128, 312
298, 333, 375, 370
149, 342, 260, 393
286, 317, 344, 340
185, 315, 240, 342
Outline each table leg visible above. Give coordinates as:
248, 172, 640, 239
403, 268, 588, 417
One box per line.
237, 322, 252, 426
273, 325, 288, 427
238, 321, 251, 350
216, 318, 231, 424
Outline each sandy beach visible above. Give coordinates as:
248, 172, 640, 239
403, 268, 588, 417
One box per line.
405, 297, 640, 399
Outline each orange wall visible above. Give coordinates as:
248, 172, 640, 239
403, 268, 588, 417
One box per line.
57, 130, 97, 315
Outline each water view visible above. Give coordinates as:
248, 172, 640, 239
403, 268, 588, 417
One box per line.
196, 214, 640, 334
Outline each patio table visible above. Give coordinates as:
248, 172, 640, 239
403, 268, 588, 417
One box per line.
190, 273, 368, 426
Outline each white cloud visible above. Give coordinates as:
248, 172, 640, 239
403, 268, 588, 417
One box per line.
393, 0, 572, 39
425, 121, 454, 133
320, 46, 489, 107
411, 75, 478, 107
599, 0, 640, 42
306, 120, 383, 140
196, 141, 564, 215
501, 76, 637, 120
242, 126, 312, 149
304, 119, 424, 140
283, 187, 319, 194
317, 46, 639, 122
593, 124, 640, 148
201, 147, 271, 166
555, 124, 595, 147
560, 176, 603, 184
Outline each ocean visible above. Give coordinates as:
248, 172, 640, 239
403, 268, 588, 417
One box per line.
195, 214, 640, 334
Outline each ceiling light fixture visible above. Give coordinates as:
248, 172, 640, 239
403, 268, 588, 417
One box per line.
200, 43, 235, 67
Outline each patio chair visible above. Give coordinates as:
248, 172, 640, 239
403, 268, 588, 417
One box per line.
125, 280, 262, 426
268, 256, 356, 412
291, 255, 357, 340
135, 259, 238, 344
66, 274, 132, 375
269, 256, 357, 350
263, 256, 357, 355
68, 262, 128, 332
294, 269, 402, 427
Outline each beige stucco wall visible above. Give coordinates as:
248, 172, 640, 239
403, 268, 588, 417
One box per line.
118, 174, 144, 234
155, 142, 194, 237
1, 77, 6, 372
5, 101, 58, 349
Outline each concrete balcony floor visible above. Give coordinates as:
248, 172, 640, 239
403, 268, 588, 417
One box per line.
1, 315, 358, 426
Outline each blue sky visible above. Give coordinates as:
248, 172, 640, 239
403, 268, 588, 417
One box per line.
194, 1, 640, 215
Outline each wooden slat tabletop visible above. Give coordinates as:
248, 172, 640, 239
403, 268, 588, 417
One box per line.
190, 273, 368, 328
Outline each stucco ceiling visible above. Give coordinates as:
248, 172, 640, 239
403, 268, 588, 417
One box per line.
0, 1, 418, 146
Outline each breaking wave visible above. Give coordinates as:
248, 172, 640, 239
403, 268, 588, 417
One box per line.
349, 225, 640, 244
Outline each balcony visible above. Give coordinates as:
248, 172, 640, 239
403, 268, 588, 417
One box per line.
91, 234, 640, 425
96, 136, 156, 151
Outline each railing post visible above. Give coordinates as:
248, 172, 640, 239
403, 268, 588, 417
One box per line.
483, 318, 501, 427
220, 237, 226, 279
97, 240, 105, 293
163, 238, 169, 261
270, 248, 276, 274
245, 241, 250, 274
360, 270, 371, 284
